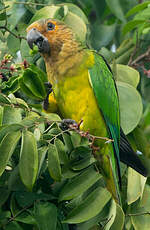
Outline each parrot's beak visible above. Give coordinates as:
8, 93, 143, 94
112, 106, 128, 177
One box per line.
27, 28, 50, 54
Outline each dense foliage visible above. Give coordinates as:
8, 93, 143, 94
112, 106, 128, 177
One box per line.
0, 0, 150, 229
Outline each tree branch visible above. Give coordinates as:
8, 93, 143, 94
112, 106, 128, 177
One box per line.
127, 212, 150, 217
129, 46, 150, 66
0, 26, 26, 40
14, 1, 50, 6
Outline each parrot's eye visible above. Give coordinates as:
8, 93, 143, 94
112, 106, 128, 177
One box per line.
47, 22, 55, 31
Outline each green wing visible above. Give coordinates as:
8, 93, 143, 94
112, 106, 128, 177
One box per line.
88, 51, 121, 186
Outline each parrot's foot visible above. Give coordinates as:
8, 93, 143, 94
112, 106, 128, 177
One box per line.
59, 119, 78, 131
59, 119, 83, 131
43, 82, 53, 110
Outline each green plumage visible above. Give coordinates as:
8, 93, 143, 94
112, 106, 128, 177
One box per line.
89, 52, 121, 201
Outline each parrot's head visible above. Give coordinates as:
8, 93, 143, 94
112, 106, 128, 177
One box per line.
27, 19, 79, 59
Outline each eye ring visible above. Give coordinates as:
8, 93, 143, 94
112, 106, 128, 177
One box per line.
47, 22, 55, 31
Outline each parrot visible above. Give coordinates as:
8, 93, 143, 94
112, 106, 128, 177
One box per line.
26, 18, 147, 202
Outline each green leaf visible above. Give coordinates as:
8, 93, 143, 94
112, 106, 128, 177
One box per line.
22, 68, 46, 99
15, 211, 36, 225
55, 138, 68, 164
2, 107, 22, 125
59, 167, 102, 201
19, 130, 38, 191
0, 187, 10, 206
106, 0, 126, 22
127, 167, 147, 205
19, 76, 38, 100
29, 64, 47, 82
13, 98, 29, 110
91, 23, 116, 50
122, 20, 145, 35
63, 133, 74, 153
117, 81, 143, 134
130, 185, 150, 229
38, 146, 48, 176
105, 199, 116, 230
20, 39, 34, 63
0, 131, 21, 176
42, 112, 61, 122
0, 106, 3, 126
131, 202, 150, 230
33, 202, 57, 230
126, 1, 150, 17
1, 76, 19, 95
0, 124, 23, 143
5, 221, 23, 230
134, 7, 150, 20
7, 31, 20, 54
0, 93, 11, 104
48, 143, 61, 181
112, 64, 140, 88
71, 156, 96, 171
70, 131, 81, 148
34, 127, 41, 141
110, 203, 125, 230
63, 186, 111, 224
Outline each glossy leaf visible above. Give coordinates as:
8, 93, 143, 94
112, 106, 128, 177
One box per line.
5, 221, 23, 230
106, 0, 126, 22
126, 1, 150, 17
0, 106, 3, 126
110, 203, 125, 230
55, 138, 68, 164
122, 20, 145, 35
1, 75, 19, 94
38, 146, 48, 176
0, 131, 21, 176
0, 93, 11, 104
59, 167, 102, 201
22, 68, 46, 99
48, 143, 61, 181
131, 203, 150, 230
127, 167, 147, 205
63, 133, 74, 153
0, 187, 10, 206
63, 186, 111, 224
105, 199, 116, 230
113, 64, 140, 88
15, 211, 36, 225
117, 81, 143, 134
19, 130, 38, 191
2, 107, 22, 125
34, 202, 57, 230
0, 124, 23, 143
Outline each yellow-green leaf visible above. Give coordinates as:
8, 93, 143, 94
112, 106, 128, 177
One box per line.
59, 167, 102, 201
19, 131, 38, 191
63, 186, 111, 224
48, 143, 61, 181
0, 131, 21, 176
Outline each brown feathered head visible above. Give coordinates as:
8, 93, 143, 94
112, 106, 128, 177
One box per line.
27, 19, 78, 59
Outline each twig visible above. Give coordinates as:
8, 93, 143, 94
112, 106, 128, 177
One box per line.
14, 1, 51, 6
0, 26, 26, 40
7, 205, 31, 224
127, 212, 150, 217
129, 46, 150, 66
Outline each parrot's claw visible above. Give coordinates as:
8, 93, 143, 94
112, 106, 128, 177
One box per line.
59, 119, 78, 131
43, 82, 53, 111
